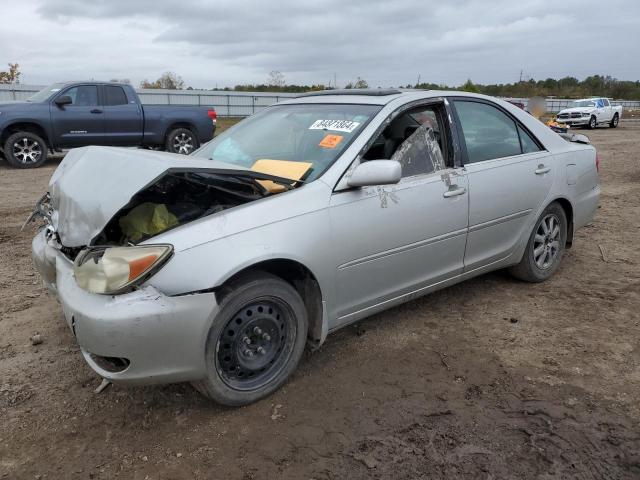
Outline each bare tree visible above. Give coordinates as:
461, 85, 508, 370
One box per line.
267, 70, 286, 88
140, 71, 185, 90
0, 63, 21, 84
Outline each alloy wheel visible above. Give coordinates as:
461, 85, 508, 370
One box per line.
12, 137, 42, 165
533, 214, 561, 270
172, 132, 194, 154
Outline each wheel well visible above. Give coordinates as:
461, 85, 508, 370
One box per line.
165, 122, 197, 141
217, 260, 324, 345
553, 198, 574, 248
1, 123, 50, 149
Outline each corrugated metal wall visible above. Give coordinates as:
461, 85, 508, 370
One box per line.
1, 84, 639, 115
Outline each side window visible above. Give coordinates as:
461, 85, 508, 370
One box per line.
517, 125, 542, 154
602, 98, 610, 107
454, 101, 521, 163
595, 99, 604, 108
104, 86, 129, 106
63, 86, 98, 107
362, 103, 450, 177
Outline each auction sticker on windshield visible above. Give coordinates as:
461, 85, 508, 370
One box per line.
309, 119, 361, 133
319, 134, 343, 149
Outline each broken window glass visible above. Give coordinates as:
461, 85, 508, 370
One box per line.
390, 123, 445, 177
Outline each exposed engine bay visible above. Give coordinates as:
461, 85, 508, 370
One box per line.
92, 170, 290, 245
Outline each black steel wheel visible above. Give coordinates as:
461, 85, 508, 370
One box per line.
194, 272, 308, 406
216, 298, 296, 391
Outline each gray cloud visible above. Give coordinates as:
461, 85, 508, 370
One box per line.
1, 0, 638, 88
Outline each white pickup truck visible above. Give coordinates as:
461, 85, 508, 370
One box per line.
556, 97, 622, 129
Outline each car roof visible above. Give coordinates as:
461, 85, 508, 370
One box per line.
279, 89, 506, 106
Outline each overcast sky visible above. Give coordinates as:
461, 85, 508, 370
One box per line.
1, 0, 639, 89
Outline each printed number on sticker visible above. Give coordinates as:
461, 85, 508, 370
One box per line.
309, 119, 361, 133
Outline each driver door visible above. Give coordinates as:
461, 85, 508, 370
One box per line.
329, 101, 469, 325
50, 85, 106, 147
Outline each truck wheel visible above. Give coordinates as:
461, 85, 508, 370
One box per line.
3, 131, 48, 168
609, 113, 619, 128
588, 116, 597, 129
193, 272, 308, 406
166, 128, 199, 155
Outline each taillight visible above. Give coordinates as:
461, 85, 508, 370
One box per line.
595, 153, 600, 173
207, 109, 217, 125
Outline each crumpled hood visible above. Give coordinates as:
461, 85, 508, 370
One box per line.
49, 146, 248, 247
558, 107, 595, 115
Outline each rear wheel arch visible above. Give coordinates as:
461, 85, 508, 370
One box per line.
551, 197, 574, 248
216, 259, 325, 346
164, 121, 197, 140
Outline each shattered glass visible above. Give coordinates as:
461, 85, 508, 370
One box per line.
390, 124, 445, 177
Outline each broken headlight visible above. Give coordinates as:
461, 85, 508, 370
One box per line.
73, 245, 173, 294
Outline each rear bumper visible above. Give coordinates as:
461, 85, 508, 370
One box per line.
32, 230, 219, 385
574, 185, 600, 230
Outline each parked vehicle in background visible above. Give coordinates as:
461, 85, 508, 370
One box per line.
0, 81, 217, 168
30, 89, 600, 406
556, 97, 622, 129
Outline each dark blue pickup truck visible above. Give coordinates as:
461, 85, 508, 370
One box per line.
0, 81, 217, 168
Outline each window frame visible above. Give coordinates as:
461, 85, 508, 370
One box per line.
448, 97, 546, 166
53, 84, 100, 108
102, 84, 130, 107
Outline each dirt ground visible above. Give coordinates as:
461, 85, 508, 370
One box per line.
1, 122, 639, 479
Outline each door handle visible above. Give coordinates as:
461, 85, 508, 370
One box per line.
443, 187, 466, 198
535, 165, 551, 175
90, 108, 103, 114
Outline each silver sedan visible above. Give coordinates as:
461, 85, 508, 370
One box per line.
31, 90, 600, 405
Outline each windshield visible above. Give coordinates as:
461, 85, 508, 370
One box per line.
572, 100, 596, 108
26, 83, 66, 102
194, 103, 381, 182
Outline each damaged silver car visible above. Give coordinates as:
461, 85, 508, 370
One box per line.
30, 90, 600, 405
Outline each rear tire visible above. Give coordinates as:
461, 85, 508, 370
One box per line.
588, 116, 597, 129
3, 131, 48, 168
509, 202, 567, 283
609, 113, 619, 128
165, 127, 199, 155
193, 272, 308, 406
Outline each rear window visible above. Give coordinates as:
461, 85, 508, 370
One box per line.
104, 86, 129, 106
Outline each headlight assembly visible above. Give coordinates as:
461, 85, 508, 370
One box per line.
74, 244, 173, 294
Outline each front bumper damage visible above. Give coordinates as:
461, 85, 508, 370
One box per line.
32, 229, 219, 385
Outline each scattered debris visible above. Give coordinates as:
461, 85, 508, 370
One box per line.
94, 379, 111, 394
510, 317, 519, 324
30, 333, 43, 346
271, 404, 284, 420
598, 244, 607, 262
435, 350, 450, 370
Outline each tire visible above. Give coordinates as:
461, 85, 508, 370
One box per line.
609, 113, 619, 128
509, 202, 567, 283
165, 127, 199, 155
193, 272, 308, 406
588, 116, 597, 130
3, 131, 48, 168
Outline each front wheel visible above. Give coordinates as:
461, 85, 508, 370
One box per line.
193, 272, 308, 406
509, 202, 567, 283
609, 113, 619, 128
588, 116, 597, 129
3, 131, 48, 168
165, 128, 199, 155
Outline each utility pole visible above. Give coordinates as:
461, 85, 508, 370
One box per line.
519, 69, 523, 82
417, 73, 421, 87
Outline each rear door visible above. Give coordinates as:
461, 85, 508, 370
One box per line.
101, 85, 143, 146
450, 98, 553, 272
329, 100, 469, 323
50, 85, 105, 147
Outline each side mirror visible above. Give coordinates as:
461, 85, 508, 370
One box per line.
347, 160, 401, 188
55, 95, 73, 107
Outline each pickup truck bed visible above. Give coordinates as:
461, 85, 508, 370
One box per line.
0, 81, 217, 168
